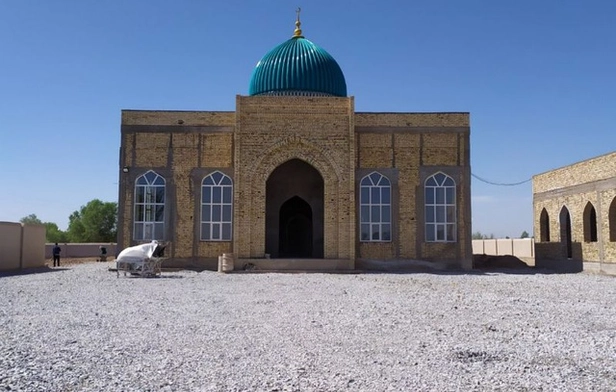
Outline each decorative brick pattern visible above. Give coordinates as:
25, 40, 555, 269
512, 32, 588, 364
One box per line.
235, 96, 354, 260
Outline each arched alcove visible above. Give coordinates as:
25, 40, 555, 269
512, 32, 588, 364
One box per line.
583, 202, 598, 242
559, 206, 572, 259
265, 159, 324, 258
540, 208, 550, 242
609, 198, 616, 242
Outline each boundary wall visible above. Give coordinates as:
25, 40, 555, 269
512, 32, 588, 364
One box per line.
44, 243, 118, 259
472, 238, 534, 264
0, 222, 46, 271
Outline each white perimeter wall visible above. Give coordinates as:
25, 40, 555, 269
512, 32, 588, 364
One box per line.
472, 238, 534, 258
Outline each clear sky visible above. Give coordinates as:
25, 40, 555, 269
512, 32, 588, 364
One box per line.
1, 0, 614, 237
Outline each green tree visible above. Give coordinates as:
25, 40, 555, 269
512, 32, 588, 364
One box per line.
20, 214, 43, 225
520, 230, 530, 239
20, 214, 70, 242
44, 222, 69, 243
67, 199, 117, 242
472, 231, 495, 239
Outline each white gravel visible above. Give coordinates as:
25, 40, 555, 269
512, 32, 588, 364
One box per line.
1, 263, 616, 391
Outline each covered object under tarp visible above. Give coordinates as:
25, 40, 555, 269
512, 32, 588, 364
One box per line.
115, 241, 166, 277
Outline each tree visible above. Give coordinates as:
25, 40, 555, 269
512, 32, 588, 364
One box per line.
472, 231, 485, 240
472, 231, 495, 240
520, 230, 530, 239
44, 222, 69, 243
20, 214, 70, 242
67, 199, 117, 243
20, 214, 43, 225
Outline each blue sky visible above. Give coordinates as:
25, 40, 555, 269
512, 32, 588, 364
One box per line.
1, 1, 614, 237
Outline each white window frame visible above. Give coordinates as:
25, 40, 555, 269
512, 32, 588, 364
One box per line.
201, 171, 233, 241
134, 170, 165, 241
425, 172, 456, 242
359, 172, 392, 242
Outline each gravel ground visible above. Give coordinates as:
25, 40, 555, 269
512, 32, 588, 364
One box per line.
1, 262, 615, 392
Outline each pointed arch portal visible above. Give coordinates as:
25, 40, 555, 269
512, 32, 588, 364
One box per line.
265, 159, 324, 258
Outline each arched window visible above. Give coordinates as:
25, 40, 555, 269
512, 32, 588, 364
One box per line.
540, 208, 550, 242
583, 202, 598, 242
359, 172, 391, 242
425, 172, 456, 242
201, 171, 233, 241
134, 170, 165, 241
609, 198, 616, 242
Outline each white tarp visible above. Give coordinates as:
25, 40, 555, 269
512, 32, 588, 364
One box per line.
116, 241, 162, 264
116, 241, 166, 277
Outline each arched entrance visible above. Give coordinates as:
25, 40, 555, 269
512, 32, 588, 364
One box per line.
279, 196, 313, 257
559, 206, 572, 259
265, 159, 324, 258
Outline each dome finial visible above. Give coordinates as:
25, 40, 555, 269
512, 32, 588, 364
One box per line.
293, 7, 303, 38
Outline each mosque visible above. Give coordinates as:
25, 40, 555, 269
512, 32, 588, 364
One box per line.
117, 12, 473, 270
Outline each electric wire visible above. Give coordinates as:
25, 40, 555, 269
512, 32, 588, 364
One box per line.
471, 173, 532, 186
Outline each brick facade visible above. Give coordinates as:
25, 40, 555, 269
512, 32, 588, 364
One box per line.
118, 98, 472, 270
533, 152, 616, 271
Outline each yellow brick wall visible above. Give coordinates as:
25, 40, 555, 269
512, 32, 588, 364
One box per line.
602, 189, 616, 261
134, 133, 169, 167
534, 162, 616, 263
394, 134, 421, 259
122, 110, 235, 126
355, 112, 469, 127
533, 152, 616, 193
120, 110, 235, 260
235, 95, 355, 259
202, 134, 233, 168
358, 133, 393, 167
422, 133, 459, 166
421, 242, 459, 261
120, 105, 472, 267
358, 242, 395, 259
172, 134, 200, 258
355, 121, 470, 264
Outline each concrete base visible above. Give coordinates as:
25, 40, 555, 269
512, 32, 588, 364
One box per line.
583, 262, 616, 276
235, 258, 355, 272
356, 258, 453, 272
533, 259, 616, 275
535, 258, 583, 273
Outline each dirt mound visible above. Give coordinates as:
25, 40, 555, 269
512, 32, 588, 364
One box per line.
473, 254, 530, 270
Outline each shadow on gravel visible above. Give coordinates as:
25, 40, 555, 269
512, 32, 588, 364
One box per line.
359, 255, 583, 276
362, 267, 575, 276
0, 266, 68, 278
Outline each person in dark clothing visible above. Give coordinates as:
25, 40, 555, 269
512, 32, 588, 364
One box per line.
52, 243, 61, 267
99, 246, 107, 262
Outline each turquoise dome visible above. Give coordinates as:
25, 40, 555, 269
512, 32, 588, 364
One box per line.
249, 29, 347, 97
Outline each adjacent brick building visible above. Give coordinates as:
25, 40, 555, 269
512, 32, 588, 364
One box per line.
117, 16, 472, 270
533, 151, 616, 273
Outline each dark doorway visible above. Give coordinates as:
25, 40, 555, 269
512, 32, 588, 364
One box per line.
540, 208, 550, 242
279, 196, 313, 257
583, 202, 598, 242
559, 206, 572, 259
265, 159, 324, 258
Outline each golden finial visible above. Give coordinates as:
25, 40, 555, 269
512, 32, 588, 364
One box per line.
293, 7, 303, 38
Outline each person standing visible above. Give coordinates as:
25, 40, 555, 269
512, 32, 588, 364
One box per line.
52, 243, 61, 267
